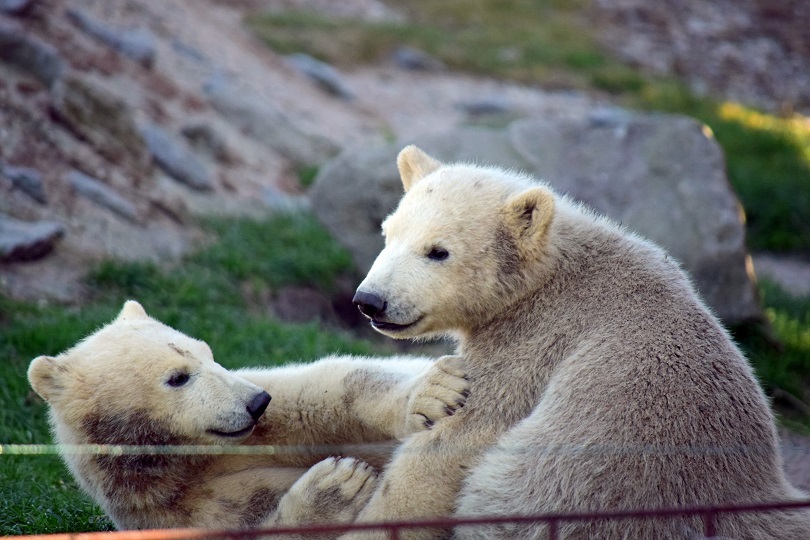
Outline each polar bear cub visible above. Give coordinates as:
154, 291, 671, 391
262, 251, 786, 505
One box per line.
28, 300, 468, 532
345, 146, 810, 540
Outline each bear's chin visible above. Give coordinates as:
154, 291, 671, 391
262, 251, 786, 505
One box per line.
206, 424, 256, 440
370, 316, 424, 338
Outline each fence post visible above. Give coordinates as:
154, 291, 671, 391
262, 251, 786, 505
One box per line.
548, 518, 558, 540
703, 508, 716, 537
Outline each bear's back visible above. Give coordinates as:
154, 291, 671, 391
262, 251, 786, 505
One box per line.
454, 212, 808, 538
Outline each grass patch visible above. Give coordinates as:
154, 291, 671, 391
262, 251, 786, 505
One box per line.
737, 281, 810, 405
296, 165, 320, 189
0, 212, 379, 534
247, 0, 613, 89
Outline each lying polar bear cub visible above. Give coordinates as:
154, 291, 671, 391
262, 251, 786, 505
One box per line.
28, 300, 468, 532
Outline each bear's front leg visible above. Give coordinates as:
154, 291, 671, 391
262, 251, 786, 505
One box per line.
268, 456, 379, 533
337, 423, 497, 540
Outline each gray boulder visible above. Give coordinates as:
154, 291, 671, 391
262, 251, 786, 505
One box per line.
311, 110, 761, 325
0, 20, 64, 87
391, 46, 445, 72
51, 73, 149, 170
0, 162, 47, 204
456, 96, 513, 117
142, 124, 214, 191
180, 123, 231, 163
67, 170, 139, 223
67, 9, 156, 69
203, 73, 338, 167
0, 214, 64, 262
0, 0, 35, 15
284, 53, 354, 100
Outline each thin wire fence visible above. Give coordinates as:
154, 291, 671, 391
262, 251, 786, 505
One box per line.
6, 499, 810, 540
4, 443, 810, 540
4, 441, 810, 456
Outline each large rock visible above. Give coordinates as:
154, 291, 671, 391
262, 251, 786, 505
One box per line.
67, 170, 139, 223
0, 162, 47, 204
51, 72, 149, 170
203, 74, 338, 167
284, 53, 354, 100
0, 0, 35, 16
311, 110, 761, 325
0, 214, 64, 262
142, 124, 214, 191
0, 20, 64, 87
67, 9, 156, 69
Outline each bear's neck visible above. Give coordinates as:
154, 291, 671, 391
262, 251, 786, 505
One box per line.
60, 410, 216, 529
460, 211, 649, 363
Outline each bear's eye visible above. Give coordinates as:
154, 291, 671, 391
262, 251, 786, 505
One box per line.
166, 372, 190, 388
427, 246, 449, 261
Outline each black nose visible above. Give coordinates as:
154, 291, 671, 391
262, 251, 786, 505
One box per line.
353, 290, 387, 319
247, 391, 271, 421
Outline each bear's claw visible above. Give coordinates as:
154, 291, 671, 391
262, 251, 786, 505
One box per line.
405, 354, 470, 435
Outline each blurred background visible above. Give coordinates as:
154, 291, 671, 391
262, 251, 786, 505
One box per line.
1, 0, 809, 534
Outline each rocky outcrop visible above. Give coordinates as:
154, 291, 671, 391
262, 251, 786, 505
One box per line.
0, 163, 47, 204
284, 53, 354, 100
0, 20, 63, 87
66, 9, 156, 69
0, 214, 64, 262
67, 170, 139, 223
142, 125, 214, 192
592, 0, 810, 114
51, 72, 150, 172
0, 0, 35, 16
203, 74, 339, 167
391, 46, 446, 72
311, 110, 761, 325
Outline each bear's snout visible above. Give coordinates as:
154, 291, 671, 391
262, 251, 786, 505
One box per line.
246, 390, 271, 421
353, 290, 387, 319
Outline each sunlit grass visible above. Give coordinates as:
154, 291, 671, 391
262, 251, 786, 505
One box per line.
738, 281, 810, 422
718, 103, 810, 150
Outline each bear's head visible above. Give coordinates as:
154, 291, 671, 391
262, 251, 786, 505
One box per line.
28, 300, 271, 447
353, 145, 557, 340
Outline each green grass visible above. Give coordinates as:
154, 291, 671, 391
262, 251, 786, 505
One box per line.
247, 0, 810, 254
737, 282, 810, 406
0, 212, 380, 534
296, 165, 320, 189
247, 1, 612, 89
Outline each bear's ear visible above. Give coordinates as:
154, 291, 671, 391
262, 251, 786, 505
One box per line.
28, 355, 68, 402
116, 300, 149, 322
503, 187, 556, 252
397, 145, 441, 192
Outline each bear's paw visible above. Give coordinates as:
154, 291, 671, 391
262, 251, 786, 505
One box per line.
405, 354, 469, 434
277, 457, 379, 526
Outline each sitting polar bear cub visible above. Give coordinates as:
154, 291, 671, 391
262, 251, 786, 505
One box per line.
28, 300, 468, 532
346, 146, 810, 540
